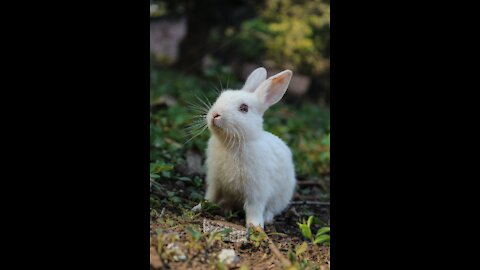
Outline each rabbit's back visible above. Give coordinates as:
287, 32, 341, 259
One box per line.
252, 132, 296, 215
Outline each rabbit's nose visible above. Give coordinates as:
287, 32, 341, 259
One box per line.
212, 112, 222, 126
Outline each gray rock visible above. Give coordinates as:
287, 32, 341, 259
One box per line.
203, 219, 247, 243
150, 18, 186, 63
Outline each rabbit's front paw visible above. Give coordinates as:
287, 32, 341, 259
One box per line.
245, 204, 265, 229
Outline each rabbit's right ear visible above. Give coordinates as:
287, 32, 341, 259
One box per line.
255, 70, 292, 111
242, 67, 267, 93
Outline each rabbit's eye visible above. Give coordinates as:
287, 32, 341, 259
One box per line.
239, 103, 248, 113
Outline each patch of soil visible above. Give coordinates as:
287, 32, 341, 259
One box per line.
150, 175, 330, 269
150, 207, 329, 270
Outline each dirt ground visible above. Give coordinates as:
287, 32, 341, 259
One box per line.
150, 176, 330, 270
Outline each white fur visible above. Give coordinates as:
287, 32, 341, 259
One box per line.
193, 67, 296, 228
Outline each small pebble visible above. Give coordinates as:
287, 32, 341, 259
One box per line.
217, 249, 239, 265
166, 243, 187, 261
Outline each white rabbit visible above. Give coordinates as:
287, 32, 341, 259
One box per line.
193, 67, 296, 228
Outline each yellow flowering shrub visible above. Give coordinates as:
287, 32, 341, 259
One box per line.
239, 0, 330, 75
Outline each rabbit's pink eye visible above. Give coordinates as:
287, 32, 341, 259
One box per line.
239, 103, 248, 113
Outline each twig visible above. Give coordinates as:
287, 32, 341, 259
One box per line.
297, 181, 325, 186
290, 201, 330, 206
265, 233, 292, 267
293, 194, 322, 200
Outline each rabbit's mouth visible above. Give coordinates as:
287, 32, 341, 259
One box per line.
211, 121, 222, 130
210, 119, 229, 134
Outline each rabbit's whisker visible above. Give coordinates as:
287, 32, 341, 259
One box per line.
184, 124, 208, 144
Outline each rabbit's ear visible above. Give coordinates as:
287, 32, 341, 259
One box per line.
242, 67, 267, 93
256, 70, 292, 109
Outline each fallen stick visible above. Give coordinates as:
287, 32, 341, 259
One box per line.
265, 233, 292, 267
297, 181, 325, 186
293, 194, 323, 200
290, 201, 330, 206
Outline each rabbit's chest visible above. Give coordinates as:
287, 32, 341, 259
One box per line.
214, 152, 248, 181
207, 147, 251, 189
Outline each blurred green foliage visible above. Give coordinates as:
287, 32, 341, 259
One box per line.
237, 0, 330, 75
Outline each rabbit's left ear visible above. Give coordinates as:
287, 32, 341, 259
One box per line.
242, 67, 267, 93
256, 70, 292, 109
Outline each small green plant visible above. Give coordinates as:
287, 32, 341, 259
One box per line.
199, 199, 222, 213
193, 176, 203, 188
150, 195, 162, 209
150, 160, 174, 179
287, 241, 312, 269
225, 210, 240, 221
313, 227, 330, 245
181, 208, 199, 221
298, 216, 330, 246
247, 226, 268, 248
186, 226, 201, 241
206, 231, 222, 247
